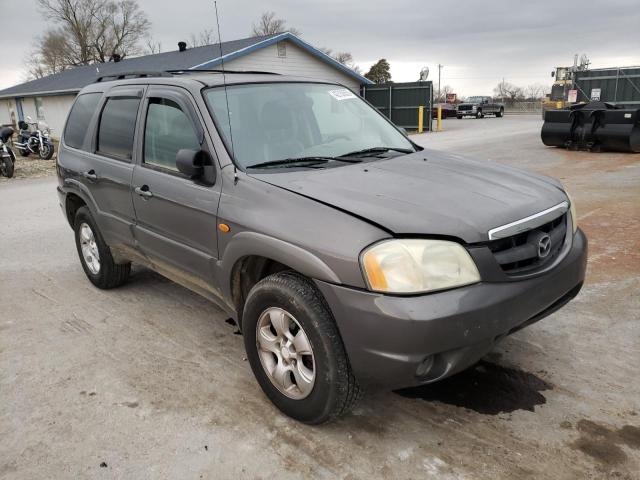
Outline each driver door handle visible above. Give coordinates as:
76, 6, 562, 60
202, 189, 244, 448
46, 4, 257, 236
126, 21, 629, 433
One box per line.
82, 170, 97, 181
134, 185, 153, 198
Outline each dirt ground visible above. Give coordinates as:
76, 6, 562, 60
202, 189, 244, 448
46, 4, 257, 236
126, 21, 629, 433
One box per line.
0, 116, 638, 479
0, 140, 57, 182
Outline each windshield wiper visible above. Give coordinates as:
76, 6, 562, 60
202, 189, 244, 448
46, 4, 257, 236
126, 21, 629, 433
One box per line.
337, 146, 414, 158
246, 156, 361, 169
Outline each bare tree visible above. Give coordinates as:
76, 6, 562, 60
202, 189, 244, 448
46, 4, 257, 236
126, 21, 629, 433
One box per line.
524, 83, 547, 101
27, 29, 72, 78
189, 29, 215, 48
37, 0, 105, 66
251, 11, 300, 37
435, 85, 454, 103
319, 48, 362, 74
493, 80, 524, 104
28, 0, 150, 78
92, 0, 150, 62
144, 37, 162, 55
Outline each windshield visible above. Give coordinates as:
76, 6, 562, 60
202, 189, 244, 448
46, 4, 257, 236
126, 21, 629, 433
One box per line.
466, 96, 485, 103
204, 83, 414, 169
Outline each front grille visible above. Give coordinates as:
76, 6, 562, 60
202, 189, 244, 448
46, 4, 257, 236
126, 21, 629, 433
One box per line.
487, 213, 568, 275
458, 105, 473, 111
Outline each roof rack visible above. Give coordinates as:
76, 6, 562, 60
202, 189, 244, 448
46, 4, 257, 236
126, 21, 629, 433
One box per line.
94, 69, 279, 84
167, 69, 280, 76
94, 71, 173, 83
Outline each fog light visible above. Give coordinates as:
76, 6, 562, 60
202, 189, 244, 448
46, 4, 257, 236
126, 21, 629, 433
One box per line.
415, 355, 435, 377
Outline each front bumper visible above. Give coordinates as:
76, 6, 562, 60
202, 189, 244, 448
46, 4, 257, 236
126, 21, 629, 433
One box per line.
315, 229, 587, 390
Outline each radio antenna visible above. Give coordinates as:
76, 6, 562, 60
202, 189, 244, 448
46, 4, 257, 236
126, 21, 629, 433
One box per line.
214, 1, 237, 182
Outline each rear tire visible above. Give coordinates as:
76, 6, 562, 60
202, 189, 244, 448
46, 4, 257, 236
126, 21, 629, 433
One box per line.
496, 108, 504, 118
73, 206, 130, 289
243, 271, 362, 424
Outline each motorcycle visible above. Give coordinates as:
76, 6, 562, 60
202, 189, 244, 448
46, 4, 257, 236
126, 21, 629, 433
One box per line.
0, 126, 16, 178
15, 116, 55, 160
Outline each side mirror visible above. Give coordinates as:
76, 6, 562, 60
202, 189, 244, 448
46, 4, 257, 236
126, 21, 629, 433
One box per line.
176, 149, 216, 185
176, 149, 205, 178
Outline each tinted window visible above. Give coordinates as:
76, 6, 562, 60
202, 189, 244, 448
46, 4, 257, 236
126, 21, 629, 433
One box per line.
64, 93, 101, 150
143, 98, 200, 171
97, 97, 140, 159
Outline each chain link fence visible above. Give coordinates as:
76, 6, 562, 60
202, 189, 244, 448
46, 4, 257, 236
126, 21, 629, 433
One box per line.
503, 101, 543, 115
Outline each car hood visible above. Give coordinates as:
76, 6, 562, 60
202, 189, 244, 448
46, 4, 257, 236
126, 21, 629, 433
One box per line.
250, 150, 567, 243
457, 103, 477, 107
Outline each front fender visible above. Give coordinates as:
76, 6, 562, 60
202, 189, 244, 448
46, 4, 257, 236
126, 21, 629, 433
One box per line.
217, 231, 341, 303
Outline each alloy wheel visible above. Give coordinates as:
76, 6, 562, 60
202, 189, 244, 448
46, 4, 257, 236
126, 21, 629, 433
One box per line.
79, 223, 100, 274
256, 307, 316, 399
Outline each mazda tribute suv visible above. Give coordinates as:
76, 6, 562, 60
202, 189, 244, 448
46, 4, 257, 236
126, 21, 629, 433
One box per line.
56, 71, 587, 424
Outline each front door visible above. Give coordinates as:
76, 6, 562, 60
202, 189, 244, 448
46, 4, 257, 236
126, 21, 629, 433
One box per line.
131, 86, 222, 292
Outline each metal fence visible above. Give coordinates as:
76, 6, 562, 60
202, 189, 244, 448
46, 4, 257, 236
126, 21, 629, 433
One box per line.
575, 66, 640, 105
362, 81, 433, 131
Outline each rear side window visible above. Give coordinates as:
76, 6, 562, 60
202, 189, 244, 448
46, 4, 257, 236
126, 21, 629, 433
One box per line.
143, 98, 200, 171
97, 97, 140, 160
64, 93, 101, 149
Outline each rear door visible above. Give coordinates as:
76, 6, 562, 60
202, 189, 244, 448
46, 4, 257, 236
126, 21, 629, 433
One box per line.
68, 87, 143, 249
131, 86, 222, 290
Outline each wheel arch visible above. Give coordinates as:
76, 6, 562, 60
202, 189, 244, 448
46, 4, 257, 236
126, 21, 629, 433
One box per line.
220, 232, 341, 329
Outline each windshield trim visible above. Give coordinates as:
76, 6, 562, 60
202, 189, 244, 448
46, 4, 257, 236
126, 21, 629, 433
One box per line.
201, 80, 420, 173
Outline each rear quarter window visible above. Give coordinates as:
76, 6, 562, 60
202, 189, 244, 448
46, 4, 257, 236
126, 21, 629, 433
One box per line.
64, 93, 102, 150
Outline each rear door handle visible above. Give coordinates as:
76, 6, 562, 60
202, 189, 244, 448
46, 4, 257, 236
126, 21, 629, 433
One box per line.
134, 185, 153, 198
82, 170, 97, 181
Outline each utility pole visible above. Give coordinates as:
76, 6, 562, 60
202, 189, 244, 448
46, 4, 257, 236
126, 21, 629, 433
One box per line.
438, 64, 443, 102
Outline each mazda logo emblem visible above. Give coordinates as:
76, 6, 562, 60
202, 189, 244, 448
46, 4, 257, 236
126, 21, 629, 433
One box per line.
538, 234, 551, 258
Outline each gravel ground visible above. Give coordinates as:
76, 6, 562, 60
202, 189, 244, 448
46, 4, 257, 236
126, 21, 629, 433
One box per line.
0, 140, 57, 182
1, 116, 638, 479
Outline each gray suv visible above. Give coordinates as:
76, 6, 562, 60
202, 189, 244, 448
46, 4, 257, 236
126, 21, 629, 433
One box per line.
56, 71, 587, 424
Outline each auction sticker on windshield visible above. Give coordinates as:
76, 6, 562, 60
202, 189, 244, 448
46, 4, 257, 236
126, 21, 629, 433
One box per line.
329, 89, 357, 101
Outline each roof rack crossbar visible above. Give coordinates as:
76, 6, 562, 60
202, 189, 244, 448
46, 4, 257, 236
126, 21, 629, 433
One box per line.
94, 71, 173, 83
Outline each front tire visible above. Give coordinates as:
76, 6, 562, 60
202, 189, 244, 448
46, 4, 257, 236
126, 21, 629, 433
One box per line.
0, 149, 15, 178
243, 271, 361, 424
476, 109, 484, 119
39, 142, 54, 160
73, 206, 130, 289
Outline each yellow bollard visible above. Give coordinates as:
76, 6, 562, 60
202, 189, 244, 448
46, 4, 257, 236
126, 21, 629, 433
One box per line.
437, 105, 442, 132
418, 106, 424, 133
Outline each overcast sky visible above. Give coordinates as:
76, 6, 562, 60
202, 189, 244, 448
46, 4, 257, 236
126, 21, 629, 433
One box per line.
2, 0, 639, 96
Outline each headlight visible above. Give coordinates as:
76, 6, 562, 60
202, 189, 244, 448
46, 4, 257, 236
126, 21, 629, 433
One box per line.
361, 239, 480, 294
567, 192, 578, 234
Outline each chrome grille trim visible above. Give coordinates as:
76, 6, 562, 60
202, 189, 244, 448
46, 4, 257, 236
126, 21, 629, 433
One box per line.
488, 201, 569, 240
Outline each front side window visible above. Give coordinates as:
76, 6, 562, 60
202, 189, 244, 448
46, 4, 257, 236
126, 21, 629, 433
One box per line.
143, 98, 200, 171
97, 97, 140, 160
204, 83, 414, 169
64, 93, 102, 150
